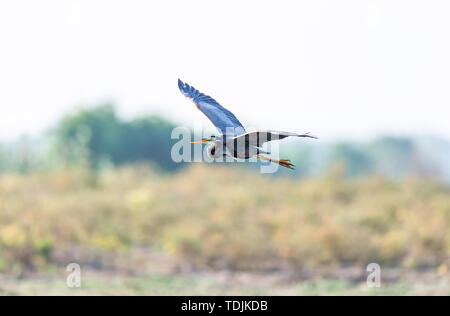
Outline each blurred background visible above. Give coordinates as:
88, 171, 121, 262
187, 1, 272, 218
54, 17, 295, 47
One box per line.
0, 0, 449, 295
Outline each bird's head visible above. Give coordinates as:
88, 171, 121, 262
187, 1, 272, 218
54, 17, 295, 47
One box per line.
191, 135, 216, 144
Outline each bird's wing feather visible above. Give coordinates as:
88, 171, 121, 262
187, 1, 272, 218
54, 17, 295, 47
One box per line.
233, 130, 317, 147
178, 79, 245, 136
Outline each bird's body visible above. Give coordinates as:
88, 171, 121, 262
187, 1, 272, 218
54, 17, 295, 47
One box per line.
178, 79, 317, 169
205, 135, 260, 160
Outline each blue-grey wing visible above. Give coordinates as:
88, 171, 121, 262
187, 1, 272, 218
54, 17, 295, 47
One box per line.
178, 79, 245, 136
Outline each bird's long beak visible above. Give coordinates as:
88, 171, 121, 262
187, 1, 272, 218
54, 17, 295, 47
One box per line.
191, 138, 210, 144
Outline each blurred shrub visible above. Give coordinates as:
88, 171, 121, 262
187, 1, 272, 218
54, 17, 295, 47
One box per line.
50, 104, 182, 171
1, 103, 447, 183
0, 165, 449, 273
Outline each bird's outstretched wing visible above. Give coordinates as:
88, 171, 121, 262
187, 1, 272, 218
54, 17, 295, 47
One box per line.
178, 79, 245, 136
233, 130, 317, 147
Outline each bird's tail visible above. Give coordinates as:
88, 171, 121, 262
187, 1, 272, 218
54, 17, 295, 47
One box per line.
256, 155, 295, 170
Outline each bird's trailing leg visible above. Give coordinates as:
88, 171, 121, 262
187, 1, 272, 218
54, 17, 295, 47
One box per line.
256, 155, 295, 170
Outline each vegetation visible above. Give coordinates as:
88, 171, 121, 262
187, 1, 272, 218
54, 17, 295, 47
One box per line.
51, 104, 182, 171
0, 164, 448, 276
2, 272, 449, 296
0, 105, 182, 174
1, 105, 447, 181
0, 105, 449, 295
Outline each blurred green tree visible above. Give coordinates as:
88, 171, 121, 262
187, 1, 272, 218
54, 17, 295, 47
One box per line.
368, 137, 415, 178
329, 143, 374, 177
52, 104, 182, 171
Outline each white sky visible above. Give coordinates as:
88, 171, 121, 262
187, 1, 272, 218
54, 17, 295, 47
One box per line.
0, 0, 449, 141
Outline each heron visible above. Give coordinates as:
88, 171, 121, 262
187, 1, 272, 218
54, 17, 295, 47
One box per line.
178, 79, 317, 169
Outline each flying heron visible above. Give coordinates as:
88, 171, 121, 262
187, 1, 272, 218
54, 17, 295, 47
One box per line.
178, 79, 317, 169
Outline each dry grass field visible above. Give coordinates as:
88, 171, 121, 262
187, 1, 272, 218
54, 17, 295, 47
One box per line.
0, 164, 449, 295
